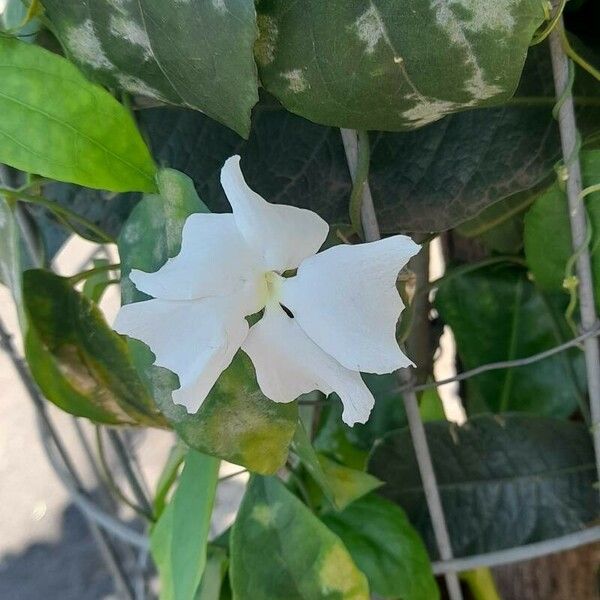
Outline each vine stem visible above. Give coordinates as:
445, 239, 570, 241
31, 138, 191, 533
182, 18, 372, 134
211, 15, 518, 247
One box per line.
1, 188, 116, 244
69, 262, 120, 285
340, 129, 464, 600
550, 21, 600, 498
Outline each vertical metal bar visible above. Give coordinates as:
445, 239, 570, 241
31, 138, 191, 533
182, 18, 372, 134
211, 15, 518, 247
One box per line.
341, 128, 464, 600
549, 22, 600, 495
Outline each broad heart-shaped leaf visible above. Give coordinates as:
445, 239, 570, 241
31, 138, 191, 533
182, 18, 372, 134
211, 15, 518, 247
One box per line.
139, 45, 600, 233
43, 0, 259, 137
322, 494, 438, 600
368, 414, 599, 558
524, 150, 600, 308
292, 422, 382, 511
22, 269, 164, 426
256, 0, 545, 131
230, 476, 370, 600
150, 450, 219, 600
118, 168, 298, 474
0, 37, 156, 192
434, 264, 586, 417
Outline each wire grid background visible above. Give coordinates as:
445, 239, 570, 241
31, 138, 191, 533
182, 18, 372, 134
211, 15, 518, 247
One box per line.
1, 17, 599, 600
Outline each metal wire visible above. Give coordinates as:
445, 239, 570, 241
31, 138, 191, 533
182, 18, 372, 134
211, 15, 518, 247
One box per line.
341, 128, 464, 600
432, 525, 600, 574
298, 325, 600, 406
549, 20, 600, 499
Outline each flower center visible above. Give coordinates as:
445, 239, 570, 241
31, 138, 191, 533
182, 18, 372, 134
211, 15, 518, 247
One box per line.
263, 270, 284, 308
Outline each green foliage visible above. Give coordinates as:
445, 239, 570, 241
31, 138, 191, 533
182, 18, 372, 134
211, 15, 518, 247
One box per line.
230, 476, 370, 600
43, 0, 259, 136
118, 168, 298, 473
256, 0, 544, 131
435, 264, 585, 416
292, 422, 382, 511
195, 546, 230, 600
322, 494, 438, 600
524, 150, 600, 305
22, 269, 163, 425
369, 414, 598, 557
138, 46, 600, 233
153, 441, 187, 519
313, 374, 408, 470
151, 450, 220, 600
0, 197, 22, 309
0, 37, 157, 192
81, 259, 114, 303
4, 5, 600, 598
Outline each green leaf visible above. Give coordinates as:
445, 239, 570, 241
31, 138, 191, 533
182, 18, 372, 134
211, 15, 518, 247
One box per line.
256, 0, 544, 131
151, 450, 220, 600
118, 168, 298, 473
0, 37, 156, 192
195, 546, 229, 600
0, 197, 23, 310
292, 422, 381, 511
22, 269, 163, 425
419, 388, 445, 422
81, 259, 113, 303
322, 494, 438, 600
524, 150, 600, 306
368, 414, 599, 557
230, 476, 370, 600
153, 441, 187, 519
40, 182, 141, 244
138, 45, 600, 232
313, 374, 407, 470
434, 264, 585, 416
43, 0, 259, 136
455, 186, 545, 254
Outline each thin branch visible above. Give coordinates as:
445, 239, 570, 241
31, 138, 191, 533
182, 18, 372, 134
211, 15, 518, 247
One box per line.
69, 263, 121, 285
218, 468, 249, 482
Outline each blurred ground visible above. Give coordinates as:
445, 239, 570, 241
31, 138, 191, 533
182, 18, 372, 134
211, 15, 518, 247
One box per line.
0, 236, 248, 599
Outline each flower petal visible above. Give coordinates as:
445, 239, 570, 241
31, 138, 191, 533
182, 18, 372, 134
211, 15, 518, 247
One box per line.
242, 307, 374, 426
281, 236, 420, 374
114, 296, 248, 413
130, 213, 264, 310
220, 156, 329, 272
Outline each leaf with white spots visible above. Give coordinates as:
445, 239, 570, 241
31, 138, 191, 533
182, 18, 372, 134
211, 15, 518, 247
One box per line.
256, 0, 545, 130
43, 0, 259, 136
230, 476, 370, 599
137, 44, 600, 232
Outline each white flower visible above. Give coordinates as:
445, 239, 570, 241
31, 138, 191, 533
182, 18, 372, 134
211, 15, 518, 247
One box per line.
114, 156, 419, 426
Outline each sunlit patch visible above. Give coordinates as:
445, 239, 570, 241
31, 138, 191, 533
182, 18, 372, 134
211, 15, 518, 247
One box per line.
251, 503, 280, 527
282, 69, 308, 94
109, 15, 152, 60
65, 19, 114, 70
319, 545, 368, 598
351, 5, 386, 55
